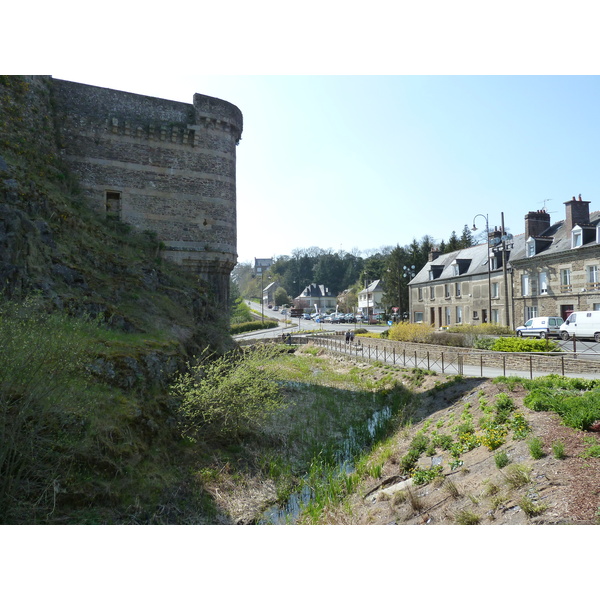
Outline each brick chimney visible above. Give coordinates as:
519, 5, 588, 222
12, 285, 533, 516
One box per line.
524, 210, 551, 238
428, 249, 441, 262
564, 194, 590, 231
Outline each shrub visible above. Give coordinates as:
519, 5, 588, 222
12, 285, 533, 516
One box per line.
388, 322, 434, 343
527, 437, 545, 459
454, 509, 481, 524
524, 383, 600, 431
502, 464, 532, 489
552, 441, 566, 459
491, 337, 561, 353
480, 424, 507, 451
447, 323, 512, 336
494, 451, 510, 469
230, 320, 278, 334
411, 465, 443, 485
172, 346, 285, 442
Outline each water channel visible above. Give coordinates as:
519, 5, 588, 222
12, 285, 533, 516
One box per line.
257, 404, 393, 524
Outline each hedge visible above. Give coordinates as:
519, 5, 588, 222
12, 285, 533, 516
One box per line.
230, 320, 278, 334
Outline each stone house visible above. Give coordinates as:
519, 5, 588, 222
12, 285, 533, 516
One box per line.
509, 196, 600, 323
408, 196, 600, 330
408, 239, 520, 328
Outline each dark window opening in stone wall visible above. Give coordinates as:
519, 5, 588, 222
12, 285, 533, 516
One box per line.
105, 191, 122, 219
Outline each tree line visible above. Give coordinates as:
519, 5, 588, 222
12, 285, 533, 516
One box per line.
231, 225, 475, 317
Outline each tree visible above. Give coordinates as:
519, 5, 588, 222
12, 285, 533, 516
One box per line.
382, 245, 410, 318
459, 224, 475, 248
274, 286, 290, 306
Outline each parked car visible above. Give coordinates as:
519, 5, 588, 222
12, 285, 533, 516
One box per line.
345, 313, 356, 323
516, 316, 564, 339
302, 313, 311, 320
559, 311, 600, 341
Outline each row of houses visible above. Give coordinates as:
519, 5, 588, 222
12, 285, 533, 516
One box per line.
408, 196, 600, 329
259, 278, 386, 317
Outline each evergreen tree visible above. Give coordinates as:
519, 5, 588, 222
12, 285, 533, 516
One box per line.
459, 224, 475, 248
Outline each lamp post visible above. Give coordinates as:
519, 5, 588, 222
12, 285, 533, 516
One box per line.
472, 214, 492, 324
261, 270, 265, 323
403, 264, 416, 322
496, 213, 513, 328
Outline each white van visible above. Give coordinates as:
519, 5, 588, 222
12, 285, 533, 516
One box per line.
516, 316, 564, 339
559, 311, 600, 342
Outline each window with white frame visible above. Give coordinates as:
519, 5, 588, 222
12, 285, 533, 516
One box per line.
560, 268, 571, 292
445, 307, 451, 326
572, 226, 583, 248
455, 281, 461, 297
491, 309, 499, 323
587, 265, 599, 288
444, 284, 450, 298
430, 286, 435, 300
414, 311, 424, 323
526, 238, 536, 257
418, 287, 423, 301
491, 282, 499, 298
455, 306, 462, 324
539, 271, 548, 294
521, 274, 530, 296
525, 306, 538, 320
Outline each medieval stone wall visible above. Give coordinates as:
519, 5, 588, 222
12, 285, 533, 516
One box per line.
49, 78, 243, 306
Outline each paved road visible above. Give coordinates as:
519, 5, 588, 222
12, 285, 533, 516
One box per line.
237, 303, 600, 380
244, 301, 385, 336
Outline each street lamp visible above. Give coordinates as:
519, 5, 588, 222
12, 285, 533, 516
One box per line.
490, 212, 514, 328
261, 270, 265, 323
472, 214, 492, 324
403, 264, 416, 322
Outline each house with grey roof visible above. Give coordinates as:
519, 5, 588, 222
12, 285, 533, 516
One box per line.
294, 283, 336, 312
408, 195, 600, 330
509, 196, 600, 324
358, 280, 385, 319
408, 234, 522, 329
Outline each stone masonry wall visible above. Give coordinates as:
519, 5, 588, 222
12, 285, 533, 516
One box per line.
49, 78, 243, 306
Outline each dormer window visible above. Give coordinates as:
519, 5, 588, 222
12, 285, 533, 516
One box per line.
450, 258, 471, 276
526, 237, 536, 257
572, 226, 583, 248
429, 265, 443, 280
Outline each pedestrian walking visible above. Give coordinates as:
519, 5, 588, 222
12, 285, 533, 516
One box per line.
345, 330, 350, 344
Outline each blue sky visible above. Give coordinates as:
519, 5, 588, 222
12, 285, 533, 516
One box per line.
6, 3, 600, 268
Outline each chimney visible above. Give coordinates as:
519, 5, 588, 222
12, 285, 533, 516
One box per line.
564, 194, 590, 232
524, 210, 551, 238
428, 248, 441, 262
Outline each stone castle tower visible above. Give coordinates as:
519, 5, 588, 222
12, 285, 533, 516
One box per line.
50, 77, 243, 306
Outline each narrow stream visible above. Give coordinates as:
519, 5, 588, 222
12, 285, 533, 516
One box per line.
258, 405, 393, 524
